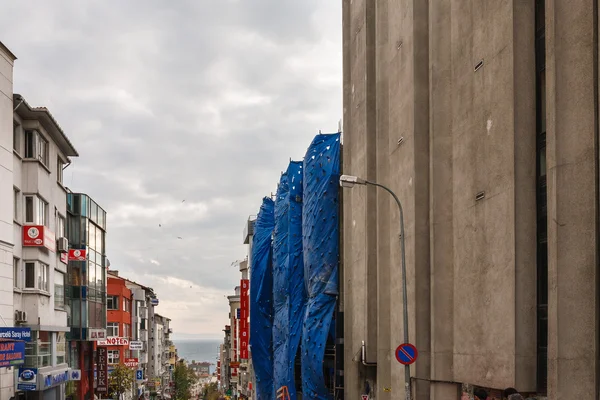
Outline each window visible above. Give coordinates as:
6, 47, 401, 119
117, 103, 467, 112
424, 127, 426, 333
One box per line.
56, 332, 66, 365
24, 261, 49, 292
56, 214, 65, 238
13, 188, 19, 222
54, 271, 65, 309
25, 130, 49, 166
107, 296, 119, 310
123, 324, 131, 339
107, 350, 120, 365
57, 158, 64, 185
24, 331, 51, 368
13, 258, 20, 288
25, 262, 35, 289
123, 298, 131, 313
39, 198, 48, 227
107, 322, 119, 337
13, 122, 20, 153
24, 195, 48, 226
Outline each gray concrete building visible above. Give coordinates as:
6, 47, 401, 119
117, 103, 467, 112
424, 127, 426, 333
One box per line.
342, 0, 596, 399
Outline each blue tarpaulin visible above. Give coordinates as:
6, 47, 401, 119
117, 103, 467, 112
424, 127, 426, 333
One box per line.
273, 172, 290, 395
301, 133, 341, 400
287, 161, 306, 399
250, 197, 275, 400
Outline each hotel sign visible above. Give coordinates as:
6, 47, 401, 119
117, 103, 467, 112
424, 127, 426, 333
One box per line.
97, 337, 129, 346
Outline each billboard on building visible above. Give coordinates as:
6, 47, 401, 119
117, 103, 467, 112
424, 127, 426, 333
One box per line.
22, 225, 55, 252
0, 341, 25, 368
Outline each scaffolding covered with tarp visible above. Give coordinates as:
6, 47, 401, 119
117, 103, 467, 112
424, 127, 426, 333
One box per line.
273, 171, 290, 396
301, 133, 341, 400
250, 197, 275, 400
287, 160, 306, 399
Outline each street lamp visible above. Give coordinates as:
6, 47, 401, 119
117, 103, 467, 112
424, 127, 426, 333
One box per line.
339, 174, 412, 400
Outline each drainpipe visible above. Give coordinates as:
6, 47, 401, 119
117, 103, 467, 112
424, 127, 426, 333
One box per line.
13, 96, 24, 111
361, 341, 377, 367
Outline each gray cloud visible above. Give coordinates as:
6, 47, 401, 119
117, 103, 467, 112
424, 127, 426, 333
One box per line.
1, 0, 341, 337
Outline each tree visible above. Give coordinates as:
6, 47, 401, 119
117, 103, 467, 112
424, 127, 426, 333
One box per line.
202, 382, 221, 400
108, 363, 135, 400
173, 360, 198, 400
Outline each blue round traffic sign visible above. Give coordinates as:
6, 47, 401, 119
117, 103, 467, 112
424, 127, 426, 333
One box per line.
395, 343, 418, 365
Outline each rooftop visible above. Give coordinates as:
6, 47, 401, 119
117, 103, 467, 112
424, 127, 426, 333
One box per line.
14, 94, 78, 157
0, 41, 16, 61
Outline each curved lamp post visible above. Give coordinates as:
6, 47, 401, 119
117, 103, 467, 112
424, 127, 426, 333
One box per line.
339, 175, 412, 400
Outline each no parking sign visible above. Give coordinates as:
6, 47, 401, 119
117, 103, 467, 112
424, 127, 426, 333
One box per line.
395, 343, 418, 365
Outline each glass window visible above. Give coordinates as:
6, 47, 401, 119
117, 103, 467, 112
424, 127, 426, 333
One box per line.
88, 223, 96, 249
25, 130, 35, 158
123, 324, 130, 338
24, 331, 52, 368
107, 295, 118, 310
108, 350, 120, 365
71, 299, 81, 327
91, 201, 98, 225
56, 332, 66, 365
39, 199, 48, 227
55, 271, 65, 309
56, 214, 65, 238
13, 123, 20, 153
13, 258, 19, 288
80, 195, 87, 217
25, 196, 33, 223
57, 158, 64, 185
14, 188, 19, 222
88, 263, 96, 289
107, 322, 119, 337
68, 216, 80, 246
38, 135, 48, 166
24, 130, 49, 166
25, 262, 35, 288
40, 263, 49, 292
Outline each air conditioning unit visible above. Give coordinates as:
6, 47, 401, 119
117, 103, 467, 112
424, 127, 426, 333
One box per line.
14, 310, 28, 323
57, 237, 69, 253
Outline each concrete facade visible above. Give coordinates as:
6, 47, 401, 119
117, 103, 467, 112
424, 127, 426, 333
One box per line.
0, 41, 16, 400
342, 0, 598, 399
12, 94, 78, 400
125, 276, 156, 398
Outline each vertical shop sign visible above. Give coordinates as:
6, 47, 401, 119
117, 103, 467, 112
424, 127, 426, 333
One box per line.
96, 346, 108, 393
240, 279, 250, 359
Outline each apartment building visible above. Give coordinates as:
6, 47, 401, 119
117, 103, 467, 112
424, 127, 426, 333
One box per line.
147, 312, 173, 398
0, 41, 17, 400
124, 276, 156, 398
105, 271, 135, 396
12, 94, 79, 400
65, 193, 107, 400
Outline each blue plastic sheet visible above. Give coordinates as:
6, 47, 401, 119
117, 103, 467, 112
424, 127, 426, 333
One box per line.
250, 197, 275, 400
272, 172, 290, 395
287, 161, 306, 399
301, 133, 341, 400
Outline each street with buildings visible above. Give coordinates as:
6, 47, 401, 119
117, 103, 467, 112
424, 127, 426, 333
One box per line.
3, 1, 600, 400
0, 42, 183, 400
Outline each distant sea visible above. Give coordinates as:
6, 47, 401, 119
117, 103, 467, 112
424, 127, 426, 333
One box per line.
173, 339, 221, 373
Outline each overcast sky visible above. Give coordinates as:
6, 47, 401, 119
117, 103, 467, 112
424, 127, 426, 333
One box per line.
1, 1, 342, 340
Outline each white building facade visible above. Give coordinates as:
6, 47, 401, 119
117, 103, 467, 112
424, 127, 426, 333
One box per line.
0, 41, 17, 400
12, 94, 78, 399
125, 279, 155, 398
